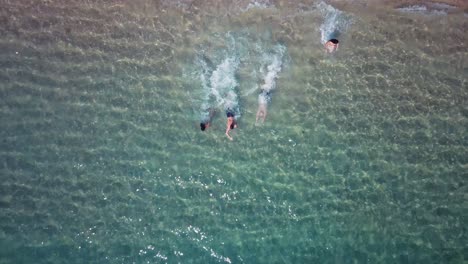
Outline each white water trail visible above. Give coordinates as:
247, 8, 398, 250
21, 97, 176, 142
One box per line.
258, 44, 286, 105
318, 1, 351, 44
209, 57, 240, 116
195, 54, 240, 120
196, 56, 214, 122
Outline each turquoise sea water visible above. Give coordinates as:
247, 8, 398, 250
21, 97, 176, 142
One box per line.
1, 1, 467, 263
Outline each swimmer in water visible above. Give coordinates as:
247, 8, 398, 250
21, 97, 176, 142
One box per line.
256, 90, 271, 125
225, 109, 237, 140
200, 108, 216, 131
325, 39, 339, 53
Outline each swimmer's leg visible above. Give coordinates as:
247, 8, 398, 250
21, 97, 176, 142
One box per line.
255, 104, 267, 125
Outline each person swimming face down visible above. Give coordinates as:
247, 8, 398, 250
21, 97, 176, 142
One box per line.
325, 39, 339, 53
255, 90, 270, 125
200, 108, 216, 131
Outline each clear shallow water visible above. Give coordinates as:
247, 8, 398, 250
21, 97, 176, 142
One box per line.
0, 1, 467, 263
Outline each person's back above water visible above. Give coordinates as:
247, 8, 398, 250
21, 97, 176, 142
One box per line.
225, 109, 237, 140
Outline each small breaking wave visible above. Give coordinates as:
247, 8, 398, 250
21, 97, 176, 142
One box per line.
210, 57, 240, 108
396, 2, 457, 15
190, 32, 244, 121
189, 31, 288, 121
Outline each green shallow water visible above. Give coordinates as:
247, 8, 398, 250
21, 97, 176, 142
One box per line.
0, 1, 467, 263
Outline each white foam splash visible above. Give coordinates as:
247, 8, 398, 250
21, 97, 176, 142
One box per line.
192, 31, 248, 121
243, 0, 273, 11
209, 248, 232, 263
258, 44, 286, 105
396, 3, 454, 15
209, 57, 240, 116
317, 1, 351, 44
